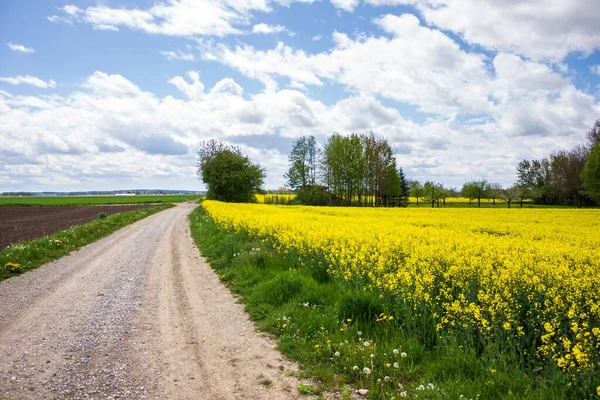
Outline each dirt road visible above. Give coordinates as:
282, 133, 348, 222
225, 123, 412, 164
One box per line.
0, 203, 310, 399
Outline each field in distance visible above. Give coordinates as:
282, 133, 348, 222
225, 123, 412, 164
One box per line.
0, 194, 202, 206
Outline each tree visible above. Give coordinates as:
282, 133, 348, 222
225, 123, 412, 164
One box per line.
488, 183, 502, 206
409, 181, 424, 206
284, 136, 319, 190
588, 119, 600, 147
582, 141, 600, 203
197, 140, 265, 203
462, 179, 488, 207
397, 168, 410, 207
423, 181, 443, 208
501, 185, 521, 209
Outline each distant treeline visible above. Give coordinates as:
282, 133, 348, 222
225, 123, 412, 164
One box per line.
284, 119, 600, 208
514, 119, 600, 206
284, 133, 410, 207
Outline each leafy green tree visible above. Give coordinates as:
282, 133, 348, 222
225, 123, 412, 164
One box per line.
423, 181, 443, 208
462, 179, 488, 207
409, 181, 424, 206
488, 182, 502, 206
197, 140, 265, 203
582, 141, 600, 203
284, 136, 319, 190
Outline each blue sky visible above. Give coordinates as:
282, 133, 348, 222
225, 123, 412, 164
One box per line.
1, 0, 600, 192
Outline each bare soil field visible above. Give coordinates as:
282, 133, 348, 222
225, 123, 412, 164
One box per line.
0, 205, 151, 249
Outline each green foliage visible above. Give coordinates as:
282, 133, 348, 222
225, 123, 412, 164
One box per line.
338, 290, 383, 325
397, 167, 410, 207
461, 179, 489, 207
409, 180, 424, 205
582, 141, 600, 203
295, 186, 330, 206
98, 212, 108, 219
197, 140, 265, 203
0, 204, 173, 280
285, 136, 319, 190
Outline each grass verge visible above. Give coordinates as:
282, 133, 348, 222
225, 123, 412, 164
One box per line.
0, 203, 173, 281
189, 205, 589, 400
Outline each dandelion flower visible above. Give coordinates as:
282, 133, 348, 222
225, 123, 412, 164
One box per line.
353, 366, 359, 371
401, 352, 407, 358
400, 391, 408, 397
393, 348, 399, 355
393, 362, 399, 368
363, 341, 370, 347
334, 351, 340, 357
363, 367, 371, 375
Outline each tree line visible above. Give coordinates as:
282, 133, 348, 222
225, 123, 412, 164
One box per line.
513, 120, 600, 206
197, 119, 600, 207
284, 132, 410, 207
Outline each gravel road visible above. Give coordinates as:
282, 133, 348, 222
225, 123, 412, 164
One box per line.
0, 203, 311, 399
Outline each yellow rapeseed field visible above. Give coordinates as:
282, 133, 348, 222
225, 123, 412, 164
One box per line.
255, 193, 296, 204
202, 200, 600, 375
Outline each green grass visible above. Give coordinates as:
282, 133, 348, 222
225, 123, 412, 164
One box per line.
189, 205, 594, 400
0, 194, 201, 206
0, 203, 173, 280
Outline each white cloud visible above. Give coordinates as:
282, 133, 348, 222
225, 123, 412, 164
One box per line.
2, 70, 597, 192
52, 0, 315, 37
330, 0, 360, 12
168, 71, 206, 101
591, 65, 600, 76
7, 42, 35, 53
364, 0, 600, 62
252, 23, 289, 35
207, 14, 492, 114
47, 15, 73, 24
93, 24, 119, 31
161, 50, 196, 61
0, 75, 56, 89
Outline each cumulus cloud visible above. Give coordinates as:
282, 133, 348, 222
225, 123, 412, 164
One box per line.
591, 65, 600, 76
51, 0, 315, 37
0, 75, 56, 88
364, 0, 600, 62
6, 42, 35, 53
330, 0, 360, 12
161, 50, 196, 61
3, 69, 597, 192
251, 23, 291, 35
206, 14, 492, 114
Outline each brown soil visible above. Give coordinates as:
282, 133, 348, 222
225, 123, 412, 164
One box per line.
0, 205, 151, 249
